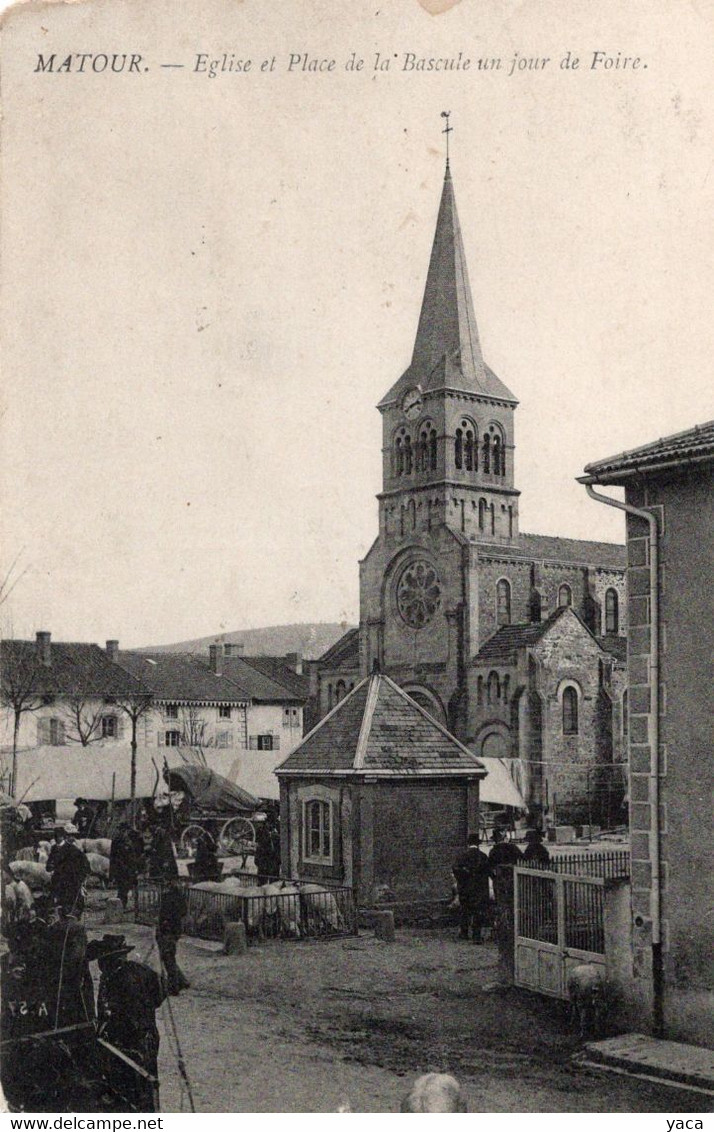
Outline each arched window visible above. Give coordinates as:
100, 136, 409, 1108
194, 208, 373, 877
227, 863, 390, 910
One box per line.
455, 428, 463, 470
622, 689, 629, 740
483, 433, 491, 473
605, 588, 619, 635
502, 675, 510, 702
429, 429, 437, 470
558, 584, 572, 608
477, 675, 484, 706
327, 684, 334, 711
478, 498, 487, 532
418, 429, 428, 473
404, 435, 413, 475
487, 671, 500, 705
335, 679, 346, 703
530, 589, 542, 623
562, 686, 579, 735
304, 798, 332, 862
492, 434, 502, 477
464, 429, 474, 471
490, 503, 496, 536
408, 499, 416, 531
395, 437, 403, 477
496, 578, 511, 626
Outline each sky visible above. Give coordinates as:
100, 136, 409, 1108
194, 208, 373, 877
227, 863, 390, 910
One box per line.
1, 0, 712, 647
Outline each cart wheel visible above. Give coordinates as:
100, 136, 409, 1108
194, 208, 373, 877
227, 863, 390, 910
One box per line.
179, 824, 210, 858
219, 817, 255, 858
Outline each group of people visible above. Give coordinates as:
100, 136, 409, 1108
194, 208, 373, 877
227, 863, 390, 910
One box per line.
452, 827, 550, 943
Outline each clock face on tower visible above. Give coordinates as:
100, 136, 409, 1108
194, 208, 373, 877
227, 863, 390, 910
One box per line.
397, 560, 442, 629
402, 387, 423, 420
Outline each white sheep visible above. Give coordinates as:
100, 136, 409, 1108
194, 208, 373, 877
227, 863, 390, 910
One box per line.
400, 1073, 467, 1112
567, 963, 607, 1038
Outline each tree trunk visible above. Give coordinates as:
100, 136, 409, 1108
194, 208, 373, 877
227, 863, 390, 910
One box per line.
10, 710, 21, 798
130, 714, 138, 823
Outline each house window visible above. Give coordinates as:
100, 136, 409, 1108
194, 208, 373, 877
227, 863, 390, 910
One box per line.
165, 730, 181, 746
249, 734, 280, 751
218, 705, 232, 719
216, 731, 234, 748
283, 707, 300, 726
486, 671, 500, 705
303, 799, 332, 863
605, 588, 619, 635
40, 717, 66, 746
558, 584, 572, 608
562, 687, 579, 735
165, 704, 179, 720
496, 578, 511, 626
101, 715, 118, 739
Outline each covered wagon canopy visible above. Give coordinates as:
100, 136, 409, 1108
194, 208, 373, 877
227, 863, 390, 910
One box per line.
166, 764, 259, 813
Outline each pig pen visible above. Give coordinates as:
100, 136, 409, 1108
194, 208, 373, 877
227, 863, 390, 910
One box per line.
136, 876, 358, 944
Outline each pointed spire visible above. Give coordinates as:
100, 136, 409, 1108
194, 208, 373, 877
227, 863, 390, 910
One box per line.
410, 161, 487, 386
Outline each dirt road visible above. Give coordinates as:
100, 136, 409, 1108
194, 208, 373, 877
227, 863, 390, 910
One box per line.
108, 922, 706, 1113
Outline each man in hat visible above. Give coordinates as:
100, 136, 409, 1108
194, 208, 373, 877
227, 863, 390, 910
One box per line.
87, 933, 166, 1111
156, 873, 190, 995
46, 823, 91, 916
452, 833, 492, 944
73, 798, 95, 838
522, 828, 550, 866
109, 821, 145, 910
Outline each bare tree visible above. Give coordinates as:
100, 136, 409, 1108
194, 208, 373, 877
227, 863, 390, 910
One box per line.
177, 705, 214, 766
0, 551, 28, 611
112, 692, 153, 819
61, 693, 107, 746
0, 640, 43, 797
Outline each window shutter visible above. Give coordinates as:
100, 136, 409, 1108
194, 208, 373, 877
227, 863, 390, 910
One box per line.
57, 720, 66, 746
158, 731, 163, 746
37, 717, 48, 745
249, 736, 258, 750
273, 735, 280, 750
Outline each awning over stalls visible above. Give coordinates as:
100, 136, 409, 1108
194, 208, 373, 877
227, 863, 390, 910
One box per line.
165, 764, 259, 813
477, 757, 527, 809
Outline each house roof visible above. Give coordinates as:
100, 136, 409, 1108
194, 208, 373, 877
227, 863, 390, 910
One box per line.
476, 532, 626, 570
379, 166, 516, 409
276, 672, 485, 778
0, 639, 145, 699
473, 608, 568, 663
580, 420, 714, 484
218, 655, 304, 704
239, 655, 309, 700
316, 627, 360, 669
117, 651, 250, 704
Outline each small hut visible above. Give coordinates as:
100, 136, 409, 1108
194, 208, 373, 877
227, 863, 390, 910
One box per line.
275, 672, 485, 905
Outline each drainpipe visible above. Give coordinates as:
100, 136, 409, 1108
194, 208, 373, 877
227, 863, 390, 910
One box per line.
583, 483, 663, 1036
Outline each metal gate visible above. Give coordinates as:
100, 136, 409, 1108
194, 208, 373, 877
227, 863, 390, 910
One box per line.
513, 865, 606, 998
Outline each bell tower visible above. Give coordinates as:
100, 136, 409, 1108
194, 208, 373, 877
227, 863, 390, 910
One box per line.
377, 151, 520, 544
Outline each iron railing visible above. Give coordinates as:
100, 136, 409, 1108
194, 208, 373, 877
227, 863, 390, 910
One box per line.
136, 878, 358, 943
521, 849, 630, 880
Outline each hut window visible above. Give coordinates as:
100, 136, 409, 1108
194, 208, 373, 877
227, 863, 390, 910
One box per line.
165, 730, 181, 747
101, 714, 118, 739
304, 799, 332, 863
218, 705, 232, 719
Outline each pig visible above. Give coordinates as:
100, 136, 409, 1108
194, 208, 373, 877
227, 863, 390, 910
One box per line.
567, 963, 606, 1038
400, 1073, 467, 1112
85, 851, 110, 883
299, 883, 343, 934
9, 860, 50, 890
263, 882, 301, 937
81, 838, 112, 857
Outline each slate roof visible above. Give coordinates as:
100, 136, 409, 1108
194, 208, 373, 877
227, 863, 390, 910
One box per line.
475, 532, 626, 570
239, 655, 310, 700
276, 673, 485, 777
117, 651, 250, 704
379, 166, 516, 409
596, 635, 627, 663
472, 608, 568, 663
218, 655, 304, 704
0, 640, 145, 698
317, 627, 360, 668
581, 420, 714, 484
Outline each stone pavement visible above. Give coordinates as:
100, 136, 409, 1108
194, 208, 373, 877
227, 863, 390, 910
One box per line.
580, 1034, 714, 1097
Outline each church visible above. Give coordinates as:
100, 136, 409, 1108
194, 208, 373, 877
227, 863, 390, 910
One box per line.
312, 147, 628, 826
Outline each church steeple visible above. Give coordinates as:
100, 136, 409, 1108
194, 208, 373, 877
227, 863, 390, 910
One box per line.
379, 160, 516, 408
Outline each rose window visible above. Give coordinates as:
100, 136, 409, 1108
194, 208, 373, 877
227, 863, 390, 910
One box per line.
397, 560, 442, 629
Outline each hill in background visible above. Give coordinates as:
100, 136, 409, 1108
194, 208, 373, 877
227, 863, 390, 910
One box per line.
138, 622, 354, 660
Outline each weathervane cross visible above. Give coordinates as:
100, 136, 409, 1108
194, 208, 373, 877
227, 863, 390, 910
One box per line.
440, 110, 452, 167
